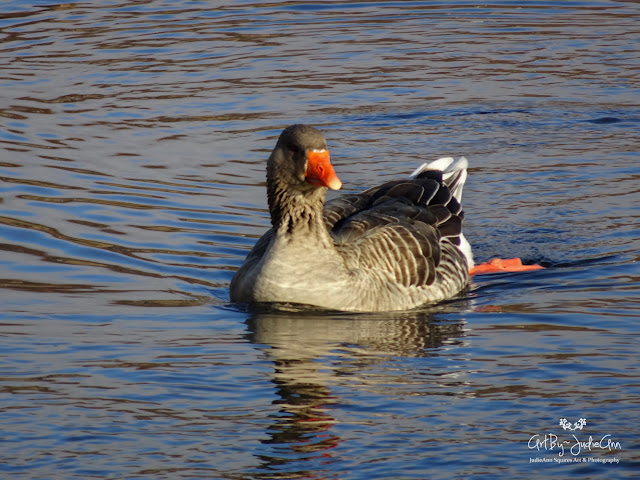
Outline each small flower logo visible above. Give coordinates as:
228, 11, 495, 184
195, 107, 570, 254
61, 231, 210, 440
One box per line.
559, 418, 586, 431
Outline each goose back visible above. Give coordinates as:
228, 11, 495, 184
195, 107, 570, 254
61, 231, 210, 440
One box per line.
320, 169, 469, 309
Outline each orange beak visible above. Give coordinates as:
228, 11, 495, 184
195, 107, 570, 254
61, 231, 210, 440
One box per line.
305, 149, 342, 190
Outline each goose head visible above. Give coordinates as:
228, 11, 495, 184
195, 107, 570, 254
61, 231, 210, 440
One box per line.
267, 124, 342, 194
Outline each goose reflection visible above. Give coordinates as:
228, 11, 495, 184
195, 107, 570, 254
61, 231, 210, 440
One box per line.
244, 302, 468, 474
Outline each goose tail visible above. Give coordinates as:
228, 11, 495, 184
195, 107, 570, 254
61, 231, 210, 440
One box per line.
410, 157, 473, 268
410, 156, 468, 203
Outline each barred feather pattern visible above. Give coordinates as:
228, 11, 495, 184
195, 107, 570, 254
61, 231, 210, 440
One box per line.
323, 165, 470, 310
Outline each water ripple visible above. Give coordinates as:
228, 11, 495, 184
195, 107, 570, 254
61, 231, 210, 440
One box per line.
1, 1, 639, 479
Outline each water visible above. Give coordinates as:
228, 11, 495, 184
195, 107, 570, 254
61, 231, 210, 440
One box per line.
1, 1, 639, 478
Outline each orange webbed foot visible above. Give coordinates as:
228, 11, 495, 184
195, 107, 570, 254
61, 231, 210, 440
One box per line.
469, 257, 544, 276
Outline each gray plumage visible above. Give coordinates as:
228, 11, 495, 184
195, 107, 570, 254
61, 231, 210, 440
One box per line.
230, 124, 473, 312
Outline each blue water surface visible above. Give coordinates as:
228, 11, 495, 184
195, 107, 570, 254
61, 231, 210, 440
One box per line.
1, 1, 639, 479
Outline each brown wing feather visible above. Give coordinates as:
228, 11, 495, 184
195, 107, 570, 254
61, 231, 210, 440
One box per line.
336, 221, 439, 287
325, 174, 466, 289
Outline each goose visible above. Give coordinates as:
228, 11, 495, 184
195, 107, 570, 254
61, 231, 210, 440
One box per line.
230, 124, 538, 312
